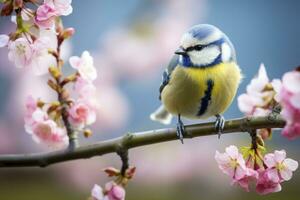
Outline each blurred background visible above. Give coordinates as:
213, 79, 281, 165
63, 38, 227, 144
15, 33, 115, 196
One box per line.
0, 0, 300, 199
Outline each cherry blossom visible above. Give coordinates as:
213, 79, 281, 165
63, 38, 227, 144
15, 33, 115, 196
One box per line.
31, 119, 68, 147
238, 64, 280, 116
91, 182, 126, 200
256, 169, 282, 195
277, 70, 300, 139
24, 97, 68, 147
68, 100, 97, 128
35, 0, 73, 28
215, 145, 258, 192
69, 51, 97, 81
8, 38, 32, 68
25, 108, 68, 147
104, 182, 126, 200
45, 0, 73, 16
264, 150, 298, 181
8, 37, 56, 75
35, 3, 57, 28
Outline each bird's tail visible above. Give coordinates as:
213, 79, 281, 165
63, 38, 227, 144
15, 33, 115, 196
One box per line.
150, 105, 172, 125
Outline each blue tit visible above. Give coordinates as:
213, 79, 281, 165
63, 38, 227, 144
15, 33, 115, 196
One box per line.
150, 24, 242, 143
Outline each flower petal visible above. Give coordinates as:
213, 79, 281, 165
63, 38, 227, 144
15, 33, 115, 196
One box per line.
246, 63, 269, 94
283, 158, 299, 171
264, 153, 276, 168
235, 166, 247, 180
0, 34, 9, 47
237, 94, 255, 114
280, 168, 293, 181
274, 150, 286, 163
271, 79, 282, 102
290, 94, 300, 109
225, 145, 239, 159
282, 71, 300, 93
91, 184, 104, 200
266, 168, 280, 183
69, 56, 81, 69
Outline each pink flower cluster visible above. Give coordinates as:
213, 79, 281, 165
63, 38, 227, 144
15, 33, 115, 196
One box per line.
90, 166, 136, 200
276, 70, 300, 139
91, 182, 126, 200
1, 0, 97, 147
238, 64, 281, 117
35, 0, 73, 29
7, 36, 56, 75
0, 0, 73, 75
215, 145, 298, 195
68, 51, 98, 129
239, 64, 300, 140
24, 96, 68, 147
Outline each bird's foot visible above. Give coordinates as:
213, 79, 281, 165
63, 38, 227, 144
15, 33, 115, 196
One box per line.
215, 114, 225, 139
176, 115, 185, 144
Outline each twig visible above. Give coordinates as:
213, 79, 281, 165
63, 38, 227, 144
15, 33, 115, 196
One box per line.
50, 26, 79, 150
0, 116, 285, 168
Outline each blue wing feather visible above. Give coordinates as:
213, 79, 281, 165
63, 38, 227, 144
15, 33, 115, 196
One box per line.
159, 54, 179, 100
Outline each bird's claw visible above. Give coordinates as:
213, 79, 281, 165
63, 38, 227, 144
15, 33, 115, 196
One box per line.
215, 114, 225, 139
176, 115, 185, 144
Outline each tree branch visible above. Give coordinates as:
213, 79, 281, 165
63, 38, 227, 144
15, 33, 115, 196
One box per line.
0, 116, 285, 168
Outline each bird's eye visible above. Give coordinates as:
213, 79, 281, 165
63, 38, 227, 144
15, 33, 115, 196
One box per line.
194, 45, 204, 51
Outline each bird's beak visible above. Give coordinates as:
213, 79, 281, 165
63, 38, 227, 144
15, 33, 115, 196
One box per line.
175, 47, 187, 56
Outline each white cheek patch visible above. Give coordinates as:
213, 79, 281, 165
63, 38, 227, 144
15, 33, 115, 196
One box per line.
221, 43, 231, 62
189, 45, 220, 66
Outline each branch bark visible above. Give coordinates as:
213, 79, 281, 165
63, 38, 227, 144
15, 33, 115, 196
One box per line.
0, 115, 285, 168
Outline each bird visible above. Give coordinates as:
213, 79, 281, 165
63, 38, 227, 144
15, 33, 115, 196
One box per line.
150, 24, 242, 143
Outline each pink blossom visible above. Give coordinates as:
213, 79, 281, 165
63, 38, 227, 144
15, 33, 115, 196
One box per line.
105, 182, 126, 200
0, 34, 9, 47
282, 123, 300, 140
231, 168, 258, 192
215, 145, 258, 191
35, 3, 57, 28
35, 0, 72, 28
31, 119, 68, 147
69, 51, 97, 81
256, 169, 282, 195
25, 108, 68, 147
24, 107, 49, 135
8, 37, 56, 75
91, 182, 125, 200
8, 38, 32, 68
238, 64, 279, 116
45, 0, 73, 16
264, 150, 298, 181
277, 70, 300, 139
68, 100, 96, 128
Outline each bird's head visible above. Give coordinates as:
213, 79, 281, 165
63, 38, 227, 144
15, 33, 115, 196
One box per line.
176, 24, 236, 68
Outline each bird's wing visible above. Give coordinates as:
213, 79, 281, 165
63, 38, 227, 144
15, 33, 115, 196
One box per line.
159, 54, 179, 100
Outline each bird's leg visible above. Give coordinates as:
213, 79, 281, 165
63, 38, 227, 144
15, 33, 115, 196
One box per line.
215, 114, 225, 139
176, 114, 185, 144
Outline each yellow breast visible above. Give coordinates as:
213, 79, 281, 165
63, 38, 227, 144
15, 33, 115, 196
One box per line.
161, 62, 242, 119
